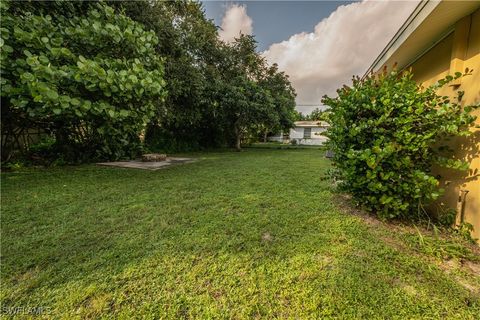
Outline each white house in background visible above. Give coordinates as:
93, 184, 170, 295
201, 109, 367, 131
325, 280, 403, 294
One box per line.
268, 121, 329, 145
290, 121, 329, 145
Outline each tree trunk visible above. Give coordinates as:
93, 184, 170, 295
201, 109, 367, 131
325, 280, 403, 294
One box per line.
263, 130, 268, 143
234, 124, 242, 151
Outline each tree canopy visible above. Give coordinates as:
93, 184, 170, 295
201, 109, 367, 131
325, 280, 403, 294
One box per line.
296, 108, 330, 122
115, 1, 296, 152
1, 0, 297, 162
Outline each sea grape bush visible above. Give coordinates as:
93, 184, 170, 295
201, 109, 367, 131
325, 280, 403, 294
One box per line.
0, 1, 167, 160
322, 69, 477, 219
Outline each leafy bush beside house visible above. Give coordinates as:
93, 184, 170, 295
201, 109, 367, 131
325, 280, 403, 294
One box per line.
322, 68, 477, 220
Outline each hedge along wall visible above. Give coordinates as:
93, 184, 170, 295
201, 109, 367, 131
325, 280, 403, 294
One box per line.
322, 69, 477, 222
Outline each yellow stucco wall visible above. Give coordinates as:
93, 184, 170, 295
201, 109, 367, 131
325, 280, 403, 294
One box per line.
411, 9, 480, 240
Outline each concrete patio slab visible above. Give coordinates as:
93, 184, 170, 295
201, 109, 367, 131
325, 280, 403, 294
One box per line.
97, 157, 197, 171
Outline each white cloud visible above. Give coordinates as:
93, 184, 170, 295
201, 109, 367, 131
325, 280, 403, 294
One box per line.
218, 4, 253, 43
263, 0, 419, 109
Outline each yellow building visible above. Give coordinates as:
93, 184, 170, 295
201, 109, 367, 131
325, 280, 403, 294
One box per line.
366, 0, 480, 240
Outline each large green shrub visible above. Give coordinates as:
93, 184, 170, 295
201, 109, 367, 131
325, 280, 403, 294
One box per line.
322, 69, 477, 219
0, 1, 167, 161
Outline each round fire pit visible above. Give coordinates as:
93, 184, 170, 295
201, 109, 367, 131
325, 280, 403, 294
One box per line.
142, 153, 167, 162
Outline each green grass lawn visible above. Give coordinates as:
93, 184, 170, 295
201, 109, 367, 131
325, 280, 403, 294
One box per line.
1, 149, 479, 319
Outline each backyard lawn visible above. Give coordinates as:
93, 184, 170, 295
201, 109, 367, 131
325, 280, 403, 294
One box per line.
1, 148, 479, 319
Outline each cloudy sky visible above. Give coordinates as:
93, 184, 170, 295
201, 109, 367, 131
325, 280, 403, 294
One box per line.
203, 0, 419, 114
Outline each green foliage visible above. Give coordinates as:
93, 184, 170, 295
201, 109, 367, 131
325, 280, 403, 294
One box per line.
258, 62, 297, 139
2, 160, 25, 172
215, 35, 296, 150
455, 222, 477, 244
28, 136, 56, 155
436, 208, 457, 227
2, 0, 295, 160
1, 0, 167, 161
322, 69, 477, 219
113, 0, 227, 151
404, 226, 479, 261
297, 108, 330, 122
116, 1, 296, 152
